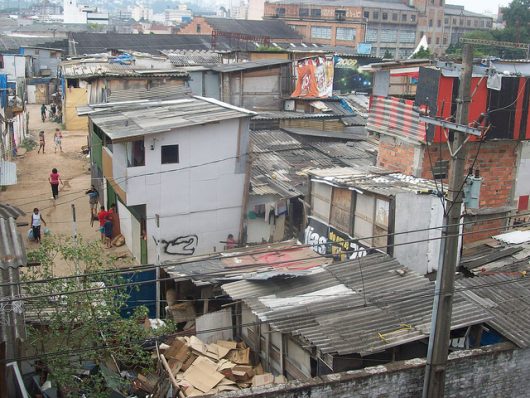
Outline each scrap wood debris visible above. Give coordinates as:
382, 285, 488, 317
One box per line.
134, 335, 287, 397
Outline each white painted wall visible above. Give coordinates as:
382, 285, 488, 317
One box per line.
123, 117, 249, 263
196, 308, 233, 343
117, 201, 142, 264
0, 56, 27, 80
514, 141, 530, 209
393, 192, 444, 274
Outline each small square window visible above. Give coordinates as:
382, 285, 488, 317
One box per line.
402, 14, 407, 21
373, 12, 379, 19
411, 14, 416, 22
382, 12, 388, 20
161, 145, 179, 164
364, 11, 369, 19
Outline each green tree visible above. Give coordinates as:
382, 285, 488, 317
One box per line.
501, 0, 530, 41
24, 236, 173, 396
383, 49, 393, 59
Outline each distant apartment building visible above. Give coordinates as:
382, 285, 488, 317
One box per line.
263, 0, 492, 57
164, 4, 193, 25
131, 4, 153, 22
443, 4, 494, 46
63, 0, 108, 25
263, 0, 366, 48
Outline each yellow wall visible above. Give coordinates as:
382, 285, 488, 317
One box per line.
64, 87, 88, 131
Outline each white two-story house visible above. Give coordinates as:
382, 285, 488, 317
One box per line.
80, 96, 254, 264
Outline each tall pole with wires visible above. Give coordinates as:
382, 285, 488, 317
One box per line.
422, 43, 474, 398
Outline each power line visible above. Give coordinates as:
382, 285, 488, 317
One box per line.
6, 219, 530, 303
5, 209, 528, 290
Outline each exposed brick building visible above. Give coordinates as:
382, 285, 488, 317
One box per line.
369, 63, 530, 243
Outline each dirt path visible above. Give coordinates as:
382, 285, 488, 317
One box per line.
1, 104, 130, 275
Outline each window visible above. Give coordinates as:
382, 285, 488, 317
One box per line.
429, 19, 433, 27
373, 11, 379, 19
0, 55, 3, 69
459, 18, 463, 26
365, 27, 378, 42
310, 8, 321, 17
444, 17, 448, 25
437, 19, 441, 27
486, 20, 492, 28
364, 11, 369, 19
452, 18, 456, 24
467, 19, 471, 27
392, 13, 397, 21
436, 37, 440, 44
443, 37, 448, 44
196, 24, 201, 33
127, 140, 145, 167
34, 49, 40, 55
299, 8, 309, 17
382, 12, 388, 20
311, 26, 331, 39
427, 36, 431, 44
336, 27, 356, 41
402, 14, 407, 22
335, 10, 346, 20
411, 14, 416, 22
400, 30, 416, 43
275, 7, 285, 16
474, 19, 478, 27
380, 29, 398, 42
481, 20, 485, 27
161, 145, 179, 164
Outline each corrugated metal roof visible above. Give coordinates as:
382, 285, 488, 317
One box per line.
459, 275, 530, 347
204, 17, 303, 40
166, 241, 332, 285
80, 96, 255, 142
60, 61, 189, 79
166, 50, 222, 66
252, 111, 340, 121
0, 160, 17, 185
107, 85, 191, 102
211, 58, 292, 73
223, 253, 491, 356
0, 204, 25, 220
0, 217, 26, 269
308, 166, 439, 196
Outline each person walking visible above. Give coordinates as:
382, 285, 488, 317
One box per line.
37, 131, 45, 154
48, 168, 63, 200
31, 208, 46, 244
40, 104, 47, 122
85, 185, 99, 221
103, 216, 113, 248
97, 205, 109, 242
54, 128, 63, 153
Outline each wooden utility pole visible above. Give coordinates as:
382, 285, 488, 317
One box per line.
422, 43, 474, 398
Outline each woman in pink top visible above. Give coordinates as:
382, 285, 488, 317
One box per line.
48, 168, 63, 200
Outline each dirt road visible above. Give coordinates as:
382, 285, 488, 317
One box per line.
1, 104, 129, 275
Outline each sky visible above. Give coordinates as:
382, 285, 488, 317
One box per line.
447, 0, 511, 14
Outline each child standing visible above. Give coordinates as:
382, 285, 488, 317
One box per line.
31, 208, 46, 243
103, 217, 113, 248
37, 131, 45, 154
48, 168, 63, 200
54, 128, 63, 153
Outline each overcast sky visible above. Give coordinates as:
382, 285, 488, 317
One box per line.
447, 0, 510, 14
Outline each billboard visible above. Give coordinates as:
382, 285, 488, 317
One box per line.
291, 56, 334, 98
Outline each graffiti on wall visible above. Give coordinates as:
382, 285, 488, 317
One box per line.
153, 235, 199, 256
304, 218, 370, 260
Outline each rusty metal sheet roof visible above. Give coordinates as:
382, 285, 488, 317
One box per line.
166, 241, 332, 286
223, 253, 492, 356
60, 61, 189, 79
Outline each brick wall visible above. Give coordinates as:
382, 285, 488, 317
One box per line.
177, 17, 212, 35
377, 135, 423, 176
378, 137, 519, 243
215, 343, 530, 398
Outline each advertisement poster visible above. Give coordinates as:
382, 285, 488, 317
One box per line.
291, 56, 334, 98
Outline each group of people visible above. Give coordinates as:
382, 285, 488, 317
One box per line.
37, 128, 63, 154
98, 204, 116, 249
40, 103, 60, 122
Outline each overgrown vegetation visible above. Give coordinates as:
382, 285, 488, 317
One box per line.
25, 236, 175, 396
20, 137, 37, 152
255, 45, 285, 52
412, 46, 432, 59
446, 0, 529, 58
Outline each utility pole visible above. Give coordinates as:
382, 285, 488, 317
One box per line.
155, 214, 161, 319
422, 43, 474, 398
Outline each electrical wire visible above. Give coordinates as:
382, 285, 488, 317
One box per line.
4, 219, 530, 303
4, 209, 529, 290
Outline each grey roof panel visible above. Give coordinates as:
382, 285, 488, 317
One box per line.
0, 217, 26, 270
223, 253, 491, 356
0, 204, 25, 220
204, 17, 303, 40
212, 58, 292, 73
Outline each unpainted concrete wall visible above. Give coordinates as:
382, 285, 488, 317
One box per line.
214, 343, 530, 398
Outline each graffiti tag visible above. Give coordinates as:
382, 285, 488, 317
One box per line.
157, 235, 199, 256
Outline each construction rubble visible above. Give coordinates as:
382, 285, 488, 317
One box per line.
134, 335, 287, 397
